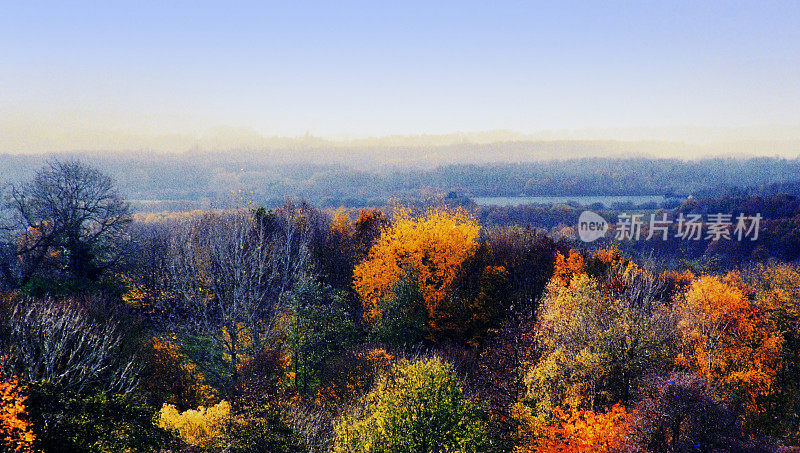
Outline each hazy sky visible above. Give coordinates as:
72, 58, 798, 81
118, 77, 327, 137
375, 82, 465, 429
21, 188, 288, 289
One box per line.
1, 1, 799, 148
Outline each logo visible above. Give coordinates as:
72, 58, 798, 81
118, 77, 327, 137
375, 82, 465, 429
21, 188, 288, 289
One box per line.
578, 211, 608, 242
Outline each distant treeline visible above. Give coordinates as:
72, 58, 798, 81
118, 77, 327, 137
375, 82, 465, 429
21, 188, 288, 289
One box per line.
1, 152, 799, 210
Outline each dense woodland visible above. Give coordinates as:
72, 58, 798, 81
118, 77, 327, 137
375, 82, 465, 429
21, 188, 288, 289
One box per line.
2, 161, 800, 452
2, 152, 800, 210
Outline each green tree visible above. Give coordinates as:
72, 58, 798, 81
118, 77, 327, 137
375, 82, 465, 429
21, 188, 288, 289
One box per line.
25, 383, 169, 453
368, 270, 427, 351
332, 357, 493, 452
282, 278, 358, 395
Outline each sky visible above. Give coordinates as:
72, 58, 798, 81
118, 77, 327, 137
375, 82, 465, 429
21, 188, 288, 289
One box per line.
1, 1, 799, 151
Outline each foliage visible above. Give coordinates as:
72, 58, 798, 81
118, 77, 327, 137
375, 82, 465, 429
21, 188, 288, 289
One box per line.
353, 207, 481, 340
676, 274, 782, 415
550, 249, 586, 288
749, 263, 800, 441
0, 373, 35, 453
525, 268, 675, 416
280, 278, 358, 396
332, 357, 493, 453
367, 271, 428, 350
158, 400, 234, 450
519, 404, 630, 453
25, 382, 168, 453
139, 335, 217, 411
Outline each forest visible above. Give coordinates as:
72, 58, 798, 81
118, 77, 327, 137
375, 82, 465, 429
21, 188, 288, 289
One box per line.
2, 160, 800, 452
2, 152, 800, 210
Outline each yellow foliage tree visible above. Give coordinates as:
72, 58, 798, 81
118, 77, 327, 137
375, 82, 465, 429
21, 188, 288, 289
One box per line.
158, 400, 234, 449
332, 357, 490, 452
353, 207, 480, 327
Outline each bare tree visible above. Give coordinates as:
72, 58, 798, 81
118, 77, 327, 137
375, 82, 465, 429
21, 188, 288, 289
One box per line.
0, 160, 131, 287
166, 207, 311, 392
2, 298, 139, 394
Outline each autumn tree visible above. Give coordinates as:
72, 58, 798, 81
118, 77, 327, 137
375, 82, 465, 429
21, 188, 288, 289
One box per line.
521, 264, 676, 432
0, 160, 131, 288
520, 404, 630, 453
748, 263, 800, 441
0, 370, 36, 453
353, 207, 480, 341
332, 357, 492, 452
676, 274, 782, 415
138, 335, 217, 411
158, 400, 234, 449
550, 249, 586, 288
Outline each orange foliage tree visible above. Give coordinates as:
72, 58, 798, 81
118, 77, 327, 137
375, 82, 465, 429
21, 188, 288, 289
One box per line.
353, 207, 480, 329
677, 274, 782, 413
0, 366, 36, 452
520, 404, 630, 453
550, 249, 585, 288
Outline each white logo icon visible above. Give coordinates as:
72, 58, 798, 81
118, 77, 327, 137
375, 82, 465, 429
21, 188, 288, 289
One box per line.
578, 211, 608, 242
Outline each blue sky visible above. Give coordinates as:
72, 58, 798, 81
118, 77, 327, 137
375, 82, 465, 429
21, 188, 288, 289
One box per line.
1, 1, 799, 141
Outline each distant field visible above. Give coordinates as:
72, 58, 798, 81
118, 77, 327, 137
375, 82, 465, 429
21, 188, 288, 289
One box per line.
473, 195, 670, 207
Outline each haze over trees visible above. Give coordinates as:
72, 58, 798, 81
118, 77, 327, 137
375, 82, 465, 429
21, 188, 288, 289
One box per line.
2, 152, 800, 211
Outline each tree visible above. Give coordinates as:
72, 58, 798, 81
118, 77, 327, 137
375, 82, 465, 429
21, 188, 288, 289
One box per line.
521, 404, 630, 453
748, 263, 800, 442
24, 382, 168, 453
166, 207, 311, 393
158, 400, 234, 450
1, 160, 131, 288
628, 373, 773, 452
523, 264, 676, 426
353, 207, 480, 340
332, 357, 492, 452
367, 270, 428, 350
676, 274, 781, 414
550, 249, 585, 288
279, 277, 357, 396
481, 226, 558, 312
138, 335, 217, 411
2, 298, 138, 395
0, 371, 36, 453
